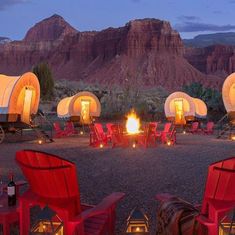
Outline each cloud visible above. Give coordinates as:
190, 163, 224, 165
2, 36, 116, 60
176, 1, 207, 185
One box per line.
212, 10, 222, 14
174, 21, 235, 32
0, 0, 28, 10
177, 15, 200, 21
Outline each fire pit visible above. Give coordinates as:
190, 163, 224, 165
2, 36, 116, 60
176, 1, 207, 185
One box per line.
125, 109, 141, 148
126, 109, 140, 135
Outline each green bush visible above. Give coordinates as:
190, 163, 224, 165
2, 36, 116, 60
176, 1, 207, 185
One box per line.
32, 62, 54, 101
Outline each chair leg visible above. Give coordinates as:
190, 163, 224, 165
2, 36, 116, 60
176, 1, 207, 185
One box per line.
2, 219, 10, 235
19, 200, 30, 235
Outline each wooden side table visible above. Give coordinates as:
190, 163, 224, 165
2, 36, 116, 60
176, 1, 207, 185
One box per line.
0, 195, 19, 235
0, 180, 27, 235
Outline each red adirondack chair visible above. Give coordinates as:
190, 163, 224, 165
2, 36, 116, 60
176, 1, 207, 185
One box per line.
64, 121, 78, 135
137, 122, 157, 148
189, 122, 199, 134
110, 124, 129, 148
15, 150, 125, 235
165, 126, 177, 145
156, 157, 235, 235
157, 122, 172, 143
106, 123, 114, 142
89, 123, 108, 147
203, 121, 214, 135
53, 122, 68, 138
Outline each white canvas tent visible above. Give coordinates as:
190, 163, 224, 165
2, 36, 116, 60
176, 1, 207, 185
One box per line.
164, 91, 207, 124
0, 72, 40, 124
222, 72, 235, 124
57, 91, 101, 124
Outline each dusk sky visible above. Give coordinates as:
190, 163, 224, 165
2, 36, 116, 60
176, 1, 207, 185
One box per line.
1, 0, 235, 40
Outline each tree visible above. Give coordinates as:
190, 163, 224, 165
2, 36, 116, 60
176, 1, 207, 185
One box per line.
32, 62, 54, 100
182, 82, 225, 113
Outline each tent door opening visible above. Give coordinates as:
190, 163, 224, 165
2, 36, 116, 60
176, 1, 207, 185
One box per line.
80, 100, 91, 124
21, 88, 33, 124
174, 99, 186, 125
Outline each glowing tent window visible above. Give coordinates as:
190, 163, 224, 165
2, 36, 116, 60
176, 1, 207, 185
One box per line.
174, 99, 186, 125
126, 109, 140, 134
81, 100, 90, 124
21, 88, 33, 124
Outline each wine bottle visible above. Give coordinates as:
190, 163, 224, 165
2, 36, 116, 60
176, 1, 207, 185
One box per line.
7, 173, 16, 206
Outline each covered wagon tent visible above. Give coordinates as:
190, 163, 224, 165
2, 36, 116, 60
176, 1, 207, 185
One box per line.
222, 72, 235, 124
57, 91, 101, 124
0, 72, 40, 124
164, 92, 195, 125
192, 98, 207, 119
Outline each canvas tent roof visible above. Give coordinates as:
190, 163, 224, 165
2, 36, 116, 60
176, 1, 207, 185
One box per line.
164, 91, 207, 119
0, 72, 40, 115
164, 91, 196, 119
57, 91, 101, 118
193, 98, 207, 118
222, 72, 235, 113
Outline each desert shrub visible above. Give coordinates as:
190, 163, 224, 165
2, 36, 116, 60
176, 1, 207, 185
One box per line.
32, 62, 54, 100
183, 82, 225, 114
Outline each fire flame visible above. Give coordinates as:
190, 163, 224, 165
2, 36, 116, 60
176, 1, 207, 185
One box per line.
126, 109, 140, 134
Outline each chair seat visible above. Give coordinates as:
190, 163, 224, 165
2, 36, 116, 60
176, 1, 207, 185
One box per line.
84, 214, 108, 235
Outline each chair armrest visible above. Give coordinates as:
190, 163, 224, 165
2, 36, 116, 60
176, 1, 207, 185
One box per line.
196, 214, 215, 227
74, 192, 125, 222
3, 180, 28, 195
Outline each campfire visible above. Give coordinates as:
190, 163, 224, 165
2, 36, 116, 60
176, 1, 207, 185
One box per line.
126, 109, 140, 134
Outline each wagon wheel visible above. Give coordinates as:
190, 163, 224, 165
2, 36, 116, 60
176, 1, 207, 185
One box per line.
0, 126, 5, 144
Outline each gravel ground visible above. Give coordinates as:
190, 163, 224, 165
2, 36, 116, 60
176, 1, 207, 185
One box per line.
0, 132, 234, 234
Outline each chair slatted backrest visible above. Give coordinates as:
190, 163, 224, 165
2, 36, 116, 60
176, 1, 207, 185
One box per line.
207, 121, 214, 131
201, 157, 235, 213
16, 150, 81, 213
94, 123, 106, 139
192, 122, 199, 131
163, 123, 172, 132
65, 121, 74, 131
111, 124, 124, 143
53, 122, 62, 132
106, 123, 114, 135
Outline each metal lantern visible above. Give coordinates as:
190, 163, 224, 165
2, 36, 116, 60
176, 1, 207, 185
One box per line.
126, 207, 149, 234
219, 208, 235, 235
30, 206, 63, 235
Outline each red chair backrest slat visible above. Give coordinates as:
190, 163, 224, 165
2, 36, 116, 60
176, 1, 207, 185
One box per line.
106, 123, 114, 134
53, 122, 62, 132
163, 123, 171, 132
192, 122, 199, 130
206, 121, 214, 131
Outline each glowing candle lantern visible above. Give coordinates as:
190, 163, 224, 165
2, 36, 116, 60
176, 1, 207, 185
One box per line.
126, 207, 149, 234
219, 209, 235, 235
100, 143, 104, 148
30, 206, 63, 235
231, 135, 235, 141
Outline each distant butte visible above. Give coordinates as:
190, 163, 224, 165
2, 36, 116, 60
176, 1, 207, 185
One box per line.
0, 14, 225, 90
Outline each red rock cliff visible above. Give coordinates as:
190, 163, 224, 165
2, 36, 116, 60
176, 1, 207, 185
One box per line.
0, 15, 222, 90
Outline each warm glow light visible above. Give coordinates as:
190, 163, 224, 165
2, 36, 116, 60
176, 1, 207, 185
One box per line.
183, 130, 186, 134
38, 139, 43, 145
132, 143, 136, 148
100, 143, 104, 148
80, 131, 84, 135
231, 135, 235, 141
167, 141, 171, 146
136, 227, 140, 232
126, 109, 140, 134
